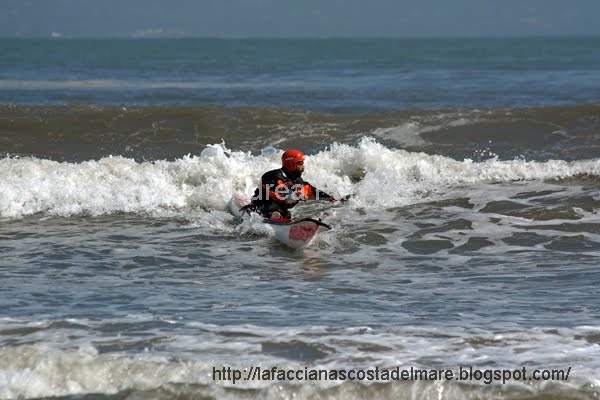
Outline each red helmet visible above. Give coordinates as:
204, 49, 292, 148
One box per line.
282, 149, 304, 171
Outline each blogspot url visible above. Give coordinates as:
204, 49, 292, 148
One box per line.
213, 365, 571, 385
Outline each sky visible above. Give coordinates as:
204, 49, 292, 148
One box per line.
1, 0, 599, 38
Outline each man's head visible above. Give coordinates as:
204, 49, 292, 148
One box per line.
282, 149, 305, 175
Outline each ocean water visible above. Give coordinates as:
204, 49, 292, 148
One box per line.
1, 38, 600, 399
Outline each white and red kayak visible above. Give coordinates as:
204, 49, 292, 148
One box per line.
227, 193, 331, 249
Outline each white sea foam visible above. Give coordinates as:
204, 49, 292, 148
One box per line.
1, 138, 599, 220
0, 321, 598, 399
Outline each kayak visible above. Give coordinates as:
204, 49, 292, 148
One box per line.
227, 193, 331, 249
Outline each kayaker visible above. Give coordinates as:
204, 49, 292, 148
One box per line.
246, 149, 336, 220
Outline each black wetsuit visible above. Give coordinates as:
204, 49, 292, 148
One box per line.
249, 168, 332, 219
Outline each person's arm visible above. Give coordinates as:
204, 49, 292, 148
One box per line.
300, 183, 333, 201
312, 185, 334, 200
303, 183, 352, 202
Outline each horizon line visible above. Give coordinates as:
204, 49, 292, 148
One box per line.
2, 33, 600, 40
